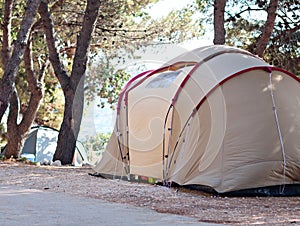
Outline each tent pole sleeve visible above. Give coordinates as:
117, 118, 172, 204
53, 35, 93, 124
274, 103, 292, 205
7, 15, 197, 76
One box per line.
269, 69, 286, 193
171, 49, 263, 106
115, 114, 129, 178
166, 114, 193, 179
162, 105, 173, 184
164, 106, 175, 184
117, 70, 153, 114
125, 105, 130, 179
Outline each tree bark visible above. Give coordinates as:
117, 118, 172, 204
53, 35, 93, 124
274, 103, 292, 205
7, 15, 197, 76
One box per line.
5, 88, 23, 159
0, 0, 42, 122
213, 0, 226, 45
1, 0, 13, 68
0, 0, 14, 125
40, 0, 101, 164
54, 0, 101, 164
4, 37, 46, 159
53, 87, 77, 163
255, 0, 279, 57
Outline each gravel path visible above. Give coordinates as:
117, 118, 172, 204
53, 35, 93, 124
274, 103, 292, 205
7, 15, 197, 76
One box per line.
0, 185, 215, 226
1, 161, 300, 225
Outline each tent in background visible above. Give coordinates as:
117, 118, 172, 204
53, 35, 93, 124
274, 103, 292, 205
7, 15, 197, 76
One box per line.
1, 126, 88, 166
93, 45, 300, 196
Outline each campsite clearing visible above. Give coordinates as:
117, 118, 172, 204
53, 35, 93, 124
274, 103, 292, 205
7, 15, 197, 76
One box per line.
0, 161, 299, 225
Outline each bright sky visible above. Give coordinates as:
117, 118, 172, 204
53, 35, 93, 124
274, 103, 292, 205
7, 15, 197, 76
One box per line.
153, 0, 213, 46
146, 0, 192, 19
114, 0, 213, 73
146, 0, 213, 49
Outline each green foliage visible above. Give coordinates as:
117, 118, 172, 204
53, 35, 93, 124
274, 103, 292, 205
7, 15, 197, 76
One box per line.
43, 0, 204, 111
10, 60, 64, 130
82, 132, 111, 163
36, 83, 64, 130
85, 59, 131, 108
199, 0, 300, 75
18, 156, 28, 162
152, 7, 204, 43
2, 0, 207, 163
0, 0, 64, 130
17, 157, 38, 165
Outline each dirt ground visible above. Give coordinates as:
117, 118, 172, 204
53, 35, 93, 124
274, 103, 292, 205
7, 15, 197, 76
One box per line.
1, 161, 299, 225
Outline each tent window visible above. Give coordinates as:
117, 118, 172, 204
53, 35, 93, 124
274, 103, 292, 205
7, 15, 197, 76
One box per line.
146, 70, 182, 88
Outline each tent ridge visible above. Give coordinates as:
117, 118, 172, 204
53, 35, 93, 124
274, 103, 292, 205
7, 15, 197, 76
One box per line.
171, 49, 264, 106
124, 61, 197, 101
171, 63, 200, 105
195, 66, 299, 112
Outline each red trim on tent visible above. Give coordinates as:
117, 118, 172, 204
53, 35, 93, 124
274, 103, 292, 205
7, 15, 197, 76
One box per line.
194, 66, 300, 112
123, 61, 197, 107
271, 67, 300, 83
168, 66, 299, 168
117, 70, 153, 115
170, 48, 264, 106
172, 63, 201, 105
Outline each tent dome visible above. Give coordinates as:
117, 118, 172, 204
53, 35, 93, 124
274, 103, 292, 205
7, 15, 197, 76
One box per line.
93, 45, 300, 195
1, 126, 88, 166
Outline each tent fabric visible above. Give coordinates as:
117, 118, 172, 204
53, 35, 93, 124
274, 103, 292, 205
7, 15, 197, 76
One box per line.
93, 45, 300, 194
2, 126, 88, 166
22, 126, 58, 162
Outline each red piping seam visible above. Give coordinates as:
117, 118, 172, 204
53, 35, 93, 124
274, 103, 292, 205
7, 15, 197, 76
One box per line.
117, 70, 153, 115
271, 67, 300, 82
123, 61, 197, 107
194, 66, 300, 112
266, 66, 273, 73
170, 49, 262, 106
172, 63, 201, 105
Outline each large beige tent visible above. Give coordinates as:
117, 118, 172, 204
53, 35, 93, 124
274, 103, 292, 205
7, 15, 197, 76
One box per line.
93, 45, 300, 195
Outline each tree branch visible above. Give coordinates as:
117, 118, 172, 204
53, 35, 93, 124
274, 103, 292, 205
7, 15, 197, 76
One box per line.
38, 0, 70, 89
255, 0, 279, 57
70, 0, 101, 87
32, 0, 67, 32
225, 7, 265, 22
1, 0, 13, 67
0, 0, 42, 121
271, 24, 300, 44
19, 37, 46, 134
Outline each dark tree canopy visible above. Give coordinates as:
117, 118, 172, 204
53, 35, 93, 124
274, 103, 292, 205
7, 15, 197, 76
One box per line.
197, 0, 300, 75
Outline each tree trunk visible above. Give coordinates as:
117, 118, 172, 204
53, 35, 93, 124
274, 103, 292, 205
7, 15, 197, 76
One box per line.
5, 89, 23, 159
0, 0, 13, 123
40, 0, 101, 164
0, 0, 42, 122
53, 79, 84, 164
4, 37, 45, 159
213, 0, 226, 45
5, 87, 43, 159
0, 103, 9, 124
255, 0, 279, 57
1, 0, 13, 68
53, 88, 76, 164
